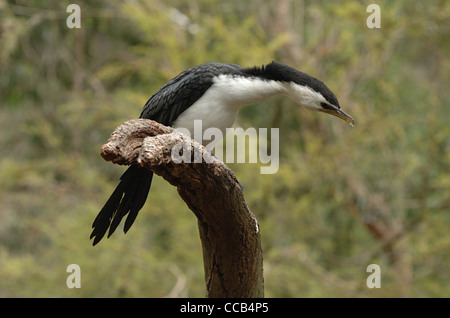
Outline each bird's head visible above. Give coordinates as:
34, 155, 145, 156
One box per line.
290, 82, 355, 127
255, 61, 355, 126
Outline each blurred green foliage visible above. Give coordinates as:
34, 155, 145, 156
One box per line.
0, 0, 449, 297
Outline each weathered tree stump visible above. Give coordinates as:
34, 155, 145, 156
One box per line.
100, 118, 264, 297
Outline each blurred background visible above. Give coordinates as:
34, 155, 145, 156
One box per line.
0, 0, 449, 297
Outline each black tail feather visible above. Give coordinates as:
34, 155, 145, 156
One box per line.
124, 172, 153, 233
91, 165, 153, 246
107, 169, 138, 237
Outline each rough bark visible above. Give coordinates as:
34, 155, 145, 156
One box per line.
100, 118, 264, 298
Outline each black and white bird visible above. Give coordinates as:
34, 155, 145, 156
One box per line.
90, 61, 354, 245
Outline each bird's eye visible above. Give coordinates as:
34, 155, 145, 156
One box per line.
320, 102, 335, 111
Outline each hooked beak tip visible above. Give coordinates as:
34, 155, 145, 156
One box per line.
319, 108, 355, 127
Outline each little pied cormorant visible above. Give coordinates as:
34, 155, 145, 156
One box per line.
91, 61, 354, 245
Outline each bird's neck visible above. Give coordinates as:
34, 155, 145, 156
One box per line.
211, 74, 290, 109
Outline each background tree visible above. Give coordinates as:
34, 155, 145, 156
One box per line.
0, 0, 449, 297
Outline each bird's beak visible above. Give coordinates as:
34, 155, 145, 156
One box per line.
319, 108, 355, 127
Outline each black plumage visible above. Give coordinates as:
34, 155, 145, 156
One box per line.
140, 63, 245, 123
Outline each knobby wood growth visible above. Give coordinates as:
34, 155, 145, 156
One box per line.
100, 118, 264, 297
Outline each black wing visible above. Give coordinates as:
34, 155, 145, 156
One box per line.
140, 62, 244, 124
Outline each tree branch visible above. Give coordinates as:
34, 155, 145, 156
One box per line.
100, 118, 264, 298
